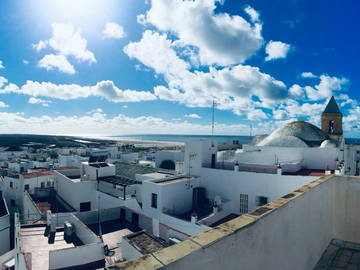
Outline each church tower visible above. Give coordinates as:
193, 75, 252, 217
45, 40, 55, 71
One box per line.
321, 96, 343, 138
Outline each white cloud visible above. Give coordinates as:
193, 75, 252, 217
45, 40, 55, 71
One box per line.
265, 41, 291, 61
244, 6, 260, 23
0, 60, 4, 69
38, 54, 75, 74
248, 109, 268, 120
301, 72, 317, 78
289, 84, 305, 99
122, 105, 128, 109
32, 40, 48, 52
154, 64, 288, 117
0, 101, 9, 108
124, 30, 189, 79
0, 77, 8, 88
102, 22, 125, 39
28, 97, 52, 107
124, 30, 287, 119
304, 75, 348, 101
23, 60, 29, 65
33, 23, 96, 74
0, 112, 263, 136
139, 0, 263, 66
92, 108, 103, 113
185, 113, 201, 119
0, 80, 156, 103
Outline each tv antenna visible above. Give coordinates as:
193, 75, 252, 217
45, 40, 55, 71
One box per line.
211, 100, 217, 136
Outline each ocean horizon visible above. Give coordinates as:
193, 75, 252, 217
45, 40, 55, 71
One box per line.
109, 134, 253, 145
107, 134, 360, 146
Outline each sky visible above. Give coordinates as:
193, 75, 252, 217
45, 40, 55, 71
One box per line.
0, 0, 359, 137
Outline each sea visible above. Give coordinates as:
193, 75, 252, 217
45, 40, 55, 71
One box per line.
109, 134, 253, 145
107, 134, 360, 145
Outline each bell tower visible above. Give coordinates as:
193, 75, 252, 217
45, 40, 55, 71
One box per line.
321, 96, 343, 139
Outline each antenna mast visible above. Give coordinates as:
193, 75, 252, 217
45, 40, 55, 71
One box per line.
212, 100, 216, 136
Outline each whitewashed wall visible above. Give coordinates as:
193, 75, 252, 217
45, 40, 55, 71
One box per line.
199, 167, 317, 214
55, 172, 97, 211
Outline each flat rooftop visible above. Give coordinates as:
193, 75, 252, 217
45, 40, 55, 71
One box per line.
87, 219, 139, 266
314, 239, 360, 270
89, 162, 109, 168
154, 176, 194, 185
126, 231, 168, 255
21, 170, 53, 179
21, 227, 79, 270
99, 175, 139, 186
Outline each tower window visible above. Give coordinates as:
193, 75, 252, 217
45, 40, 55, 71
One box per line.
328, 120, 335, 134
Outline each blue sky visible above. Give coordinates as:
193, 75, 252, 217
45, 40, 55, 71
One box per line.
0, 0, 359, 136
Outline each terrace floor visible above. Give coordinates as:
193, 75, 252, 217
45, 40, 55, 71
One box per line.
21, 226, 77, 270
314, 239, 360, 270
87, 219, 140, 266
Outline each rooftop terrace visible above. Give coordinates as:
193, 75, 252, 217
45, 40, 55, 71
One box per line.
112, 175, 360, 270
21, 227, 80, 270
126, 231, 168, 255
99, 175, 139, 186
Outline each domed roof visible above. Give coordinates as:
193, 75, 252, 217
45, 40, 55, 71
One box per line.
257, 121, 329, 147
320, 139, 338, 148
261, 135, 309, 148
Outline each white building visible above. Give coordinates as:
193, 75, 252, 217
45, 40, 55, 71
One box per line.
155, 150, 184, 170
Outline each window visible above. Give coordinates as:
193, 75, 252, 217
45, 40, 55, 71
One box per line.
256, 196, 268, 207
24, 184, 29, 191
40, 182, 45, 188
80, 202, 91, 212
328, 120, 335, 134
239, 194, 249, 214
151, 193, 158, 208
9, 182, 13, 188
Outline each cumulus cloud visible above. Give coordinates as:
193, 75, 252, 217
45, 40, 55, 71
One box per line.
139, 0, 263, 66
33, 23, 96, 74
185, 113, 201, 119
32, 40, 47, 52
248, 109, 268, 120
265, 41, 291, 61
0, 112, 263, 136
102, 22, 125, 39
244, 5, 260, 23
28, 97, 52, 107
0, 77, 8, 88
124, 30, 288, 119
124, 30, 189, 79
301, 72, 317, 78
0, 101, 9, 108
0, 80, 156, 102
38, 54, 75, 74
0, 60, 4, 69
289, 84, 305, 99
304, 75, 348, 101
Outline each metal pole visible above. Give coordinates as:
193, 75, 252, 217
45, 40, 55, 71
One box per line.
212, 100, 215, 137
96, 169, 103, 241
